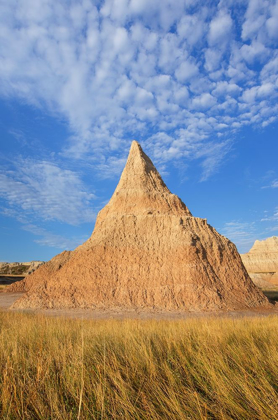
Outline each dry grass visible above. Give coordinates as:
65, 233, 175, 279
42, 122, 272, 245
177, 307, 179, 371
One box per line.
0, 312, 277, 419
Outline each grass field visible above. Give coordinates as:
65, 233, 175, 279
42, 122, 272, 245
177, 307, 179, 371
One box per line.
0, 312, 277, 419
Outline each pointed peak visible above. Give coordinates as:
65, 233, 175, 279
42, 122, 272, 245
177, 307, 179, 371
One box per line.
130, 140, 141, 153
95, 140, 192, 222
123, 140, 157, 178
128, 140, 148, 160
121, 140, 166, 192
127, 141, 152, 168
128, 141, 143, 160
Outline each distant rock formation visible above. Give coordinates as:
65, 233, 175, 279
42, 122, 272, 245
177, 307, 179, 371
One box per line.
0, 261, 44, 276
9, 141, 270, 311
241, 237, 278, 288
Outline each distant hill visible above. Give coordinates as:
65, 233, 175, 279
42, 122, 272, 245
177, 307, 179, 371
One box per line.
241, 237, 278, 288
0, 261, 44, 276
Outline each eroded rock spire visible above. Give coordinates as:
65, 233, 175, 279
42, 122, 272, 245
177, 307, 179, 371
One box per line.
9, 141, 270, 312
96, 141, 191, 224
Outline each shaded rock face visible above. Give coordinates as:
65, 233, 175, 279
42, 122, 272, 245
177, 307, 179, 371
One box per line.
10, 141, 269, 311
241, 237, 278, 288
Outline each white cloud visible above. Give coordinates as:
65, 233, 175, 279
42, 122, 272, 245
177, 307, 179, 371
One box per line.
220, 221, 259, 253
261, 53, 278, 79
192, 93, 217, 110
173, 85, 189, 104
128, 0, 196, 30
0, 159, 95, 225
175, 60, 199, 82
144, 130, 231, 182
113, 27, 129, 52
261, 207, 278, 222
198, 140, 231, 181
218, 206, 278, 252
240, 41, 269, 64
95, 155, 127, 179
271, 180, 278, 188
0, 0, 277, 185
130, 23, 158, 50
177, 11, 207, 46
266, 1, 278, 39
208, 10, 233, 46
241, 82, 277, 103
241, 0, 268, 42
212, 81, 242, 97
22, 223, 88, 250
204, 48, 223, 72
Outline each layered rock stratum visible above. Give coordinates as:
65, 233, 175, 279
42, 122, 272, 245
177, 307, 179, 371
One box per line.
241, 237, 278, 288
9, 141, 270, 311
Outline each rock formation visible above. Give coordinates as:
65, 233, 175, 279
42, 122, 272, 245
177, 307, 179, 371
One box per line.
241, 237, 278, 288
7, 253, 70, 292
0, 261, 44, 276
9, 141, 270, 311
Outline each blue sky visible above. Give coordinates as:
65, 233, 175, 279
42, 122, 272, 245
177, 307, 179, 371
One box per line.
0, 0, 277, 262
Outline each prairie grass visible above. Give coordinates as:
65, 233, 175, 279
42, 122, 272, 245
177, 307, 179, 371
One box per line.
0, 312, 277, 419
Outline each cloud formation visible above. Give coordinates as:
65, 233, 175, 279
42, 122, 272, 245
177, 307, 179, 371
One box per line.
22, 223, 87, 250
220, 221, 259, 253
0, 0, 277, 178
0, 159, 95, 225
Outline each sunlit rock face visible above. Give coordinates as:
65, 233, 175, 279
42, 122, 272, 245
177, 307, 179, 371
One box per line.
241, 237, 278, 288
10, 141, 269, 311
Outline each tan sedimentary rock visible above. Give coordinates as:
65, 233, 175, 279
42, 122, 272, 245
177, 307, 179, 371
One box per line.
10, 141, 269, 311
8, 253, 70, 292
241, 237, 278, 288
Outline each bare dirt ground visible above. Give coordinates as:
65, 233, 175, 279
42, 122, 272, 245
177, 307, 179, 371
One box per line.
0, 290, 277, 320
0, 292, 24, 310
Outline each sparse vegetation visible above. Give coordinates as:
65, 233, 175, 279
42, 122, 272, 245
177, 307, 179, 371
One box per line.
0, 265, 29, 275
0, 312, 277, 419
10, 265, 29, 275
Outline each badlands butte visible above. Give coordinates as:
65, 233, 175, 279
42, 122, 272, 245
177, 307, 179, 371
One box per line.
9, 141, 272, 312
241, 236, 278, 288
